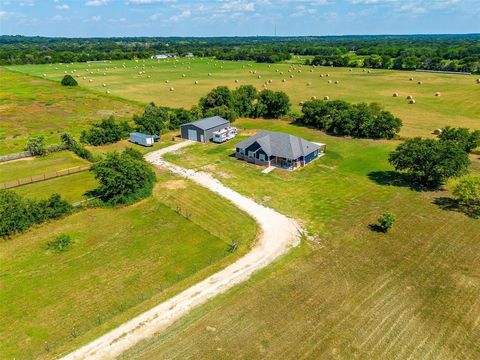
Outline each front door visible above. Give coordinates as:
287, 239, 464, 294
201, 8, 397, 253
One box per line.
188, 129, 197, 141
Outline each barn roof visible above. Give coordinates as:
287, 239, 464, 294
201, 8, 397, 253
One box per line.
236, 131, 321, 159
182, 116, 230, 131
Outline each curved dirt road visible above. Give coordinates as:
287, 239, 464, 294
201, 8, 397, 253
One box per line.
62, 141, 301, 360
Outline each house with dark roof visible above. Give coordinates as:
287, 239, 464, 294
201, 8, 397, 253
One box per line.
235, 131, 326, 170
180, 116, 231, 143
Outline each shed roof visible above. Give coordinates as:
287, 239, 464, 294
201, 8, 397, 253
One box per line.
181, 116, 229, 131
130, 132, 155, 139
236, 131, 321, 159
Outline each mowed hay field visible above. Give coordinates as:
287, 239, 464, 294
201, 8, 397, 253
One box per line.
0, 67, 140, 155
121, 119, 480, 360
8, 57, 480, 137
0, 168, 257, 360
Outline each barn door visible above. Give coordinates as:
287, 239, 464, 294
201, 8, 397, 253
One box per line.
188, 129, 197, 141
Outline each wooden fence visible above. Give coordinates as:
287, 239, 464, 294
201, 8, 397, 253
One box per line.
0, 151, 32, 163
0, 165, 91, 190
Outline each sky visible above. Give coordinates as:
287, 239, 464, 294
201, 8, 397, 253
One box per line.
0, 0, 479, 37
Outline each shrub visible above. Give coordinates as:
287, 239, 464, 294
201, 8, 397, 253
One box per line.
453, 176, 480, 208
0, 190, 72, 238
389, 138, 470, 188
60, 133, 96, 162
46, 234, 72, 253
255, 89, 291, 119
377, 212, 396, 233
25, 136, 46, 156
61, 74, 78, 86
90, 148, 156, 205
80, 116, 132, 146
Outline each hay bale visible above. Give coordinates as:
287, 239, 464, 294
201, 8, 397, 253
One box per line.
349, 69, 353, 72
83, 76, 86, 80
409, 99, 416, 104
102, 83, 107, 87
258, 75, 262, 79
106, 90, 111, 94
418, 81, 423, 85
170, 87, 175, 91
328, 80, 332, 84
290, 75, 294, 78
235, 79, 239, 83
406, 95, 413, 100
320, 74, 324, 78
182, 74, 186, 77
282, 79, 286, 82
393, 92, 399, 97
435, 92, 441, 97
335, 80, 340, 84
306, 82, 312, 86
324, 96, 330, 100
89, 79, 93, 83
311, 96, 317, 100
194, 80, 199, 84
476, 79, 480, 84
409, 77, 414, 81
326, 73, 330, 77
208, 73, 212, 76
299, 101, 305, 106
433, 128, 442, 135
165, 80, 169, 83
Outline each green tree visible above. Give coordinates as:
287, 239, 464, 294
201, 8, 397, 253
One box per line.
453, 176, 480, 208
256, 89, 290, 119
61, 74, 78, 86
439, 126, 480, 153
25, 136, 46, 156
377, 212, 396, 233
199, 86, 234, 113
232, 85, 258, 117
80, 116, 132, 146
389, 138, 470, 188
204, 105, 238, 122
133, 102, 169, 135
90, 148, 156, 205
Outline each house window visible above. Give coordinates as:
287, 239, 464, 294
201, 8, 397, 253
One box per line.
248, 151, 255, 158
258, 153, 266, 162
238, 148, 245, 155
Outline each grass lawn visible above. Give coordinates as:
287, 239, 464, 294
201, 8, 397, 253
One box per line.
0, 168, 257, 360
122, 119, 480, 359
0, 67, 140, 155
0, 151, 90, 183
8, 58, 480, 137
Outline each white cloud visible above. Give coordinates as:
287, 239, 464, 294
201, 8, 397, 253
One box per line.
85, 0, 108, 6
51, 14, 64, 21
55, 4, 69, 10
170, 9, 191, 21
91, 15, 102, 21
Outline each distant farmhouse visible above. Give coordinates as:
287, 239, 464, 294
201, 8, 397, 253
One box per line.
180, 116, 235, 143
182, 52, 194, 58
151, 53, 177, 60
236, 131, 326, 170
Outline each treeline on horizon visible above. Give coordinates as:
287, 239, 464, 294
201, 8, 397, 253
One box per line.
0, 34, 479, 73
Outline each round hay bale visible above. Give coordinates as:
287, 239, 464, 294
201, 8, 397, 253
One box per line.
311, 96, 317, 100
165, 80, 169, 83
106, 90, 111, 94
435, 91, 441, 97
328, 80, 332, 84
299, 101, 305, 106
102, 83, 107, 87
147, 75, 151, 79
406, 95, 413, 100
324, 96, 330, 100
282, 79, 286, 82
235, 79, 239, 83
349, 69, 353, 72
306, 82, 311, 86
433, 128, 442, 135
368, 70, 372, 73
476, 78, 480, 84
43, 73, 46, 77
258, 75, 262, 79
182, 74, 186, 77
362, 69, 366, 72
409, 99, 416, 104
170, 87, 175, 91
310, 69, 314, 73
409, 77, 414, 81
89, 79, 93, 83
83, 76, 86, 80
290, 75, 294, 78
326, 73, 330, 77
393, 92, 399, 97
208, 73, 212, 76
418, 81, 423, 85
103, 73, 106, 76
335, 80, 340, 84
320, 74, 324, 78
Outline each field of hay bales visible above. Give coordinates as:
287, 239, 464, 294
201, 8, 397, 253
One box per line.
122, 119, 480, 360
8, 57, 480, 137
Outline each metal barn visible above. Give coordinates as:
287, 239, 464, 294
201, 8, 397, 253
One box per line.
180, 116, 230, 143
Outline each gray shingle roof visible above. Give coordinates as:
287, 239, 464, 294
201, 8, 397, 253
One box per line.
236, 131, 321, 159
182, 116, 229, 131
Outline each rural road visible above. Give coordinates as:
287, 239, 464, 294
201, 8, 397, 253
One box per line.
61, 141, 301, 360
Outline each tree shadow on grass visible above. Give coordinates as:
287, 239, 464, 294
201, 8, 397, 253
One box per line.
367, 171, 424, 192
433, 197, 480, 219
368, 224, 386, 233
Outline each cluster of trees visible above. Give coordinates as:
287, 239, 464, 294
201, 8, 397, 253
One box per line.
132, 85, 291, 136
61, 75, 78, 86
453, 176, 480, 215
0, 191, 72, 237
389, 126, 479, 189
90, 148, 156, 205
80, 117, 132, 146
299, 100, 402, 139
2, 35, 478, 73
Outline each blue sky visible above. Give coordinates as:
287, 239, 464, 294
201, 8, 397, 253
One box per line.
0, 0, 479, 37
